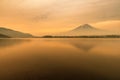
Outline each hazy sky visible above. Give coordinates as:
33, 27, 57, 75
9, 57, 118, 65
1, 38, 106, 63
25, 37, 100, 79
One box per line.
0, 0, 120, 35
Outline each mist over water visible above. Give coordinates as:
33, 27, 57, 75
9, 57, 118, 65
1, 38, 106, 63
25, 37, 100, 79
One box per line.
0, 38, 120, 80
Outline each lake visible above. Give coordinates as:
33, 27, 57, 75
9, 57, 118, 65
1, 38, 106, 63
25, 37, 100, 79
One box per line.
0, 38, 120, 80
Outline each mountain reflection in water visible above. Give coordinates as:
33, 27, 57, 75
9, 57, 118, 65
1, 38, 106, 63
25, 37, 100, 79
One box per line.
0, 38, 120, 80
0, 39, 31, 48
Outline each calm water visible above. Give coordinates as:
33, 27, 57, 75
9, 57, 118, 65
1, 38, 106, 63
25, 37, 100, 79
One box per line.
0, 38, 120, 80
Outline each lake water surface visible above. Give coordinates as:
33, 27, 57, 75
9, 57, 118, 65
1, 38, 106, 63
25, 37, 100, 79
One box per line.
0, 38, 120, 80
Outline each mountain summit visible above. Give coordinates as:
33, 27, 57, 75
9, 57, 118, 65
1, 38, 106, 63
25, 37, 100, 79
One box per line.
55, 24, 112, 36
66, 24, 103, 36
72, 24, 97, 32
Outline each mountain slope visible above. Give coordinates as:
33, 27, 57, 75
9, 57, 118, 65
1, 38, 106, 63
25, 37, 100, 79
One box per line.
0, 27, 33, 38
68, 24, 102, 36
0, 34, 10, 38
72, 24, 97, 31
55, 24, 112, 36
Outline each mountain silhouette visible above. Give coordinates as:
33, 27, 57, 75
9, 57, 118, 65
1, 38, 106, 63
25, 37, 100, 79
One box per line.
0, 27, 33, 38
68, 24, 103, 36
71, 24, 98, 32
0, 34, 10, 38
55, 24, 113, 36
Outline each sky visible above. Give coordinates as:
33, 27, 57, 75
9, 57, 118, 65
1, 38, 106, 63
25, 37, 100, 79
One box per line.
0, 0, 120, 35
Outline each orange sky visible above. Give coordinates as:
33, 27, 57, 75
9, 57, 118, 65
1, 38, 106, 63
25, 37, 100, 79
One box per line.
0, 0, 120, 35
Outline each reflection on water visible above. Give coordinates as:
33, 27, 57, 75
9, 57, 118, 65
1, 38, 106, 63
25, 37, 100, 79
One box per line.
0, 38, 120, 80
61, 40, 96, 52
0, 39, 31, 48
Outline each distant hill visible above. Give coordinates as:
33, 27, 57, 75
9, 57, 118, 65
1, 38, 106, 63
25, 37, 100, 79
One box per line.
0, 34, 10, 38
0, 27, 33, 38
55, 24, 113, 36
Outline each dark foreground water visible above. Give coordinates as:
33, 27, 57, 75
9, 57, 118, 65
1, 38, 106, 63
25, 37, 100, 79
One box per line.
0, 38, 120, 80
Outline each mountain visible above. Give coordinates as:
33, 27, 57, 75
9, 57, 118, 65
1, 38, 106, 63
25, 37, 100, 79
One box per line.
0, 34, 10, 38
0, 27, 33, 38
55, 24, 112, 36
71, 24, 98, 31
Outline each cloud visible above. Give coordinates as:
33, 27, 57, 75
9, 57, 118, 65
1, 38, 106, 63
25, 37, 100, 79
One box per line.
0, 0, 120, 22
93, 20, 120, 31
31, 0, 120, 23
